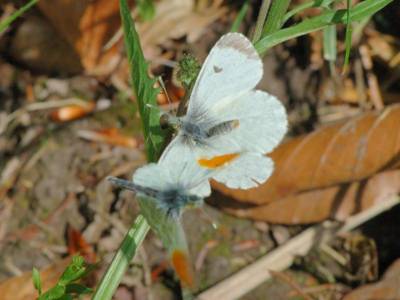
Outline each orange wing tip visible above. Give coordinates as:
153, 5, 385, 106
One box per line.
171, 249, 194, 287
198, 153, 239, 169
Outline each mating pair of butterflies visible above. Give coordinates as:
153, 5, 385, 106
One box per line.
109, 33, 287, 218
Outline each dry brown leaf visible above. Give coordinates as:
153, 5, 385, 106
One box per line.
0, 257, 71, 300
37, 0, 226, 76
221, 169, 400, 224
343, 258, 400, 300
50, 101, 96, 122
77, 128, 138, 148
38, 0, 122, 73
212, 104, 400, 224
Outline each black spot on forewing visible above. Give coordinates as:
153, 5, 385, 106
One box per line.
213, 65, 223, 73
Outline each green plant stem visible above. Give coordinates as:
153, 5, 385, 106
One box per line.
92, 215, 149, 300
262, 0, 292, 36
0, 0, 38, 33
252, 0, 271, 43
92, 0, 163, 299
255, 0, 393, 55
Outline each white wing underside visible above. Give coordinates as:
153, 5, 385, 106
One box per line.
187, 33, 263, 120
160, 136, 212, 197
212, 153, 274, 189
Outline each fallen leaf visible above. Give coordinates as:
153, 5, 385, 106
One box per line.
77, 128, 138, 148
343, 258, 400, 300
0, 257, 71, 300
38, 0, 122, 73
67, 226, 97, 264
9, 15, 82, 74
221, 169, 400, 224
212, 104, 400, 224
50, 101, 96, 122
37, 0, 226, 77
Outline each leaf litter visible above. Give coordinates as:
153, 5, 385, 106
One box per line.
0, 0, 399, 299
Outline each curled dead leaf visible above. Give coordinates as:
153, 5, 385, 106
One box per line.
220, 169, 400, 224
212, 104, 400, 224
67, 226, 97, 264
38, 0, 122, 73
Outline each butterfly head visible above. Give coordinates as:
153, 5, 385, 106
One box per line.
158, 188, 203, 219
160, 113, 182, 131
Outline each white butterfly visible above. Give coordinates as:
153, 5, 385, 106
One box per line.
108, 143, 212, 218
162, 33, 288, 189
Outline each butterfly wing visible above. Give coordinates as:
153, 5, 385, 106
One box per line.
187, 33, 263, 120
209, 89, 288, 154
212, 152, 274, 189
133, 163, 172, 191
160, 135, 212, 197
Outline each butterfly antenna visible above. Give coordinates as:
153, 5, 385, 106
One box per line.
107, 176, 137, 193
158, 76, 172, 105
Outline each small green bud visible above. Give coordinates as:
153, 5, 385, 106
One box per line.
177, 53, 201, 89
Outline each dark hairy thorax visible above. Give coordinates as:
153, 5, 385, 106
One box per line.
181, 119, 239, 144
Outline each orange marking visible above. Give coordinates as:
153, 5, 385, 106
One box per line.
171, 249, 194, 287
198, 153, 239, 169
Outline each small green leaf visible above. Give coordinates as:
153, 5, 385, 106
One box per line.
32, 267, 42, 295
0, 0, 38, 33
59, 256, 87, 285
65, 283, 93, 295
231, 1, 250, 33
135, 0, 155, 21
39, 285, 65, 300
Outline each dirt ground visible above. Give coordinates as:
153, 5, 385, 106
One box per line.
1, 1, 400, 299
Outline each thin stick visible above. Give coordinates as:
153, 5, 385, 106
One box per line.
197, 197, 399, 300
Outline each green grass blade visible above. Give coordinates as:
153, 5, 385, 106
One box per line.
342, 0, 353, 73
92, 1, 167, 299
255, 0, 393, 55
323, 24, 337, 61
0, 0, 38, 33
92, 215, 149, 300
283, 0, 336, 24
120, 0, 164, 162
252, 0, 271, 43
262, 0, 292, 36
230, 1, 249, 33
